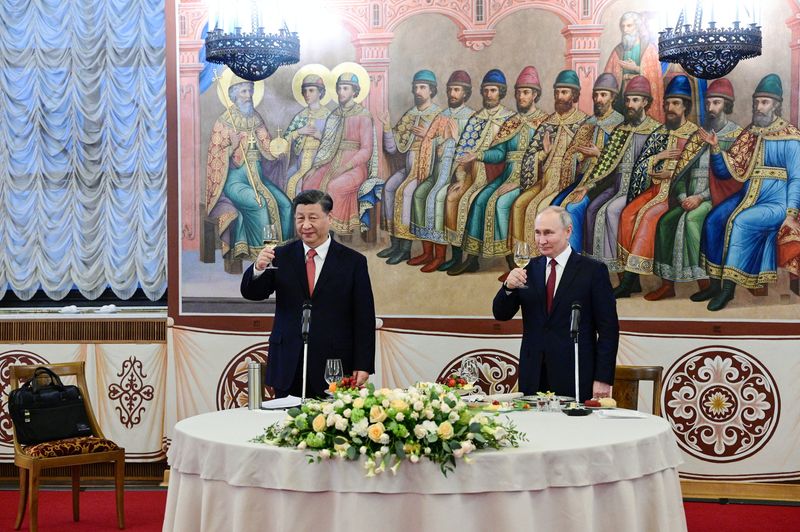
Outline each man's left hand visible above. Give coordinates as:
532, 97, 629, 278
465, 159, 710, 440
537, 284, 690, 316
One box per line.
782, 213, 800, 232
353, 370, 369, 386
592, 381, 612, 398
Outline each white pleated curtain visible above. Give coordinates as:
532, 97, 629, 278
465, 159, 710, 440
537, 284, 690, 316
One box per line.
0, 0, 167, 301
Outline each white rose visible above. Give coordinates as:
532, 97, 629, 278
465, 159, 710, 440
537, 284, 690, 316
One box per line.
326, 413, 336, 427
297, 441, 307, 450
333, 399, 345, 409
424, 447, 431, 455
431, 400, 440, 408
291, 428, 299, 435
425, 409, 434, 420
453, 448, 465, 459
343, 408, 352, 418
448, 412, 459, 423
335, 417, 349, 431
410, 412, 419, 420
342, 394, 353, 405
353, 418, 369, 437
414, 425, 427, 439
322, 403, 334, 415
359, 388, 369, 398
440, 403, 451, 414
413, 401, 424, 411
320, 449, 331, 459
382, 399, 390, 408
396, 412, 405, 422
380, 445, 389, 454
360, 446, 367, 455
493, 427, 507, 440
379, 433, 390, 444
409, 454, 419, 463
353, 397, 365, 409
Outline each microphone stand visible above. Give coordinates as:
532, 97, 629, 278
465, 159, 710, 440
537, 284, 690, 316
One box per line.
301, 302, 311, 403
570, 303, 581, 404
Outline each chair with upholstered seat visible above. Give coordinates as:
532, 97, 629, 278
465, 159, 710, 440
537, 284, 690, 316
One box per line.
9, 362, 125, 532
612, 365, 664, 416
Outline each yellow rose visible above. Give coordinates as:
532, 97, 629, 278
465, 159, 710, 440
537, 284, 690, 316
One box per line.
312, 414, 326, 433
353, 397, 365, 409
390, 399, 409, 411
370, 405, 388, 423
367, 422, 385, 443
438, 421, 454, 440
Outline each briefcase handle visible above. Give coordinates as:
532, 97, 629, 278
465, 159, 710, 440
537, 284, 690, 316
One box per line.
27, 367, 67, 393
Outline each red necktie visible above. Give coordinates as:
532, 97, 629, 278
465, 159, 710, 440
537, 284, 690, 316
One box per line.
306, 248, 317, 295
546, 259, 557, 313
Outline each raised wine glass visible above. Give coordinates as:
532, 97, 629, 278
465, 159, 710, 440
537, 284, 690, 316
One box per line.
513, 241, 531, 289
262, 224, 279, 269
324, 358, 343, 387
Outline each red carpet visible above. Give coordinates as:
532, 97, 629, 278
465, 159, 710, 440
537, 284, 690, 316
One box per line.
1, 490, 798, 531
0, 488, 166, 531
684, 501, 800, 531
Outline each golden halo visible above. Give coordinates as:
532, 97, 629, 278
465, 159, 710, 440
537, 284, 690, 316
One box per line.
330, 62, 371, 104
291, 64, 334, 107
215, 67, 265, 109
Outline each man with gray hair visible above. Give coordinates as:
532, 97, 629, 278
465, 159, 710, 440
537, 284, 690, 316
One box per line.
493, 206, 619, 402
604, 11, 664, 122
206, 75, 293, 270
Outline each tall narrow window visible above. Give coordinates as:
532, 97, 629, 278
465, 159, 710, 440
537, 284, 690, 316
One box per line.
582, 0, 591, 18
372, 4, 381, 27
475, 0, 485, 23
0, 0, 167, 304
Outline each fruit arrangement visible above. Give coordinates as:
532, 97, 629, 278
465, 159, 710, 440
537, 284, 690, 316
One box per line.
437, 373, 470, 389
584, 397, 617, 408
328, 375, 361, 393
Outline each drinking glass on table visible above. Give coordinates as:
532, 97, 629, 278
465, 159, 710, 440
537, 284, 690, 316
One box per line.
513, 241, 531, 288
324, 358, 343, 387
460, 357, 480, 389
262, 224, 279, 269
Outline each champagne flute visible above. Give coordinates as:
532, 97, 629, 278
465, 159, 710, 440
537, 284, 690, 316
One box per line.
324, 359, 343, 387
460, 357, 480, 392
513, 241, 531, 289
262, 224, 279, 269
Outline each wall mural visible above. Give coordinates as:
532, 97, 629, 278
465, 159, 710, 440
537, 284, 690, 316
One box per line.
176, 0, 800, 319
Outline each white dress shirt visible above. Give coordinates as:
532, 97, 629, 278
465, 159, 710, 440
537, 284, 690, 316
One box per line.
544, 245, 572, 295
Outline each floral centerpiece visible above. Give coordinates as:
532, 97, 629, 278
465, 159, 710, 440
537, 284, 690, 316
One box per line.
253, 382, 525, 476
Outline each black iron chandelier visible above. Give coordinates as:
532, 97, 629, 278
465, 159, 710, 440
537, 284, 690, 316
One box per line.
205, 1, 300, 82
658, 2, 761, 79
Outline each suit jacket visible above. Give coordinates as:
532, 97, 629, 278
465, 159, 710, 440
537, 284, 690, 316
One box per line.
241, 238, 376, 396
492, 252, 618, 400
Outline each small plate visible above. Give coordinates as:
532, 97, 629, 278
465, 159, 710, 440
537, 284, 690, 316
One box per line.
562, 407, 592, 417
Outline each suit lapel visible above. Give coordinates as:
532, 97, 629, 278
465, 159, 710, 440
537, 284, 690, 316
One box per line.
550, 252, 581, 316
290, 240, 311, 300
530, 256, 546, 314
312, 238, 339, 300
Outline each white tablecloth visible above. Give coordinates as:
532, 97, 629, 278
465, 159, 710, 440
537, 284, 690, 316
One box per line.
164, 408, 687, 532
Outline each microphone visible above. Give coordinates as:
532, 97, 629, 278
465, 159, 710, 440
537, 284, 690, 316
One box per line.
301, 301, 312, 342
570, 302, 581, 340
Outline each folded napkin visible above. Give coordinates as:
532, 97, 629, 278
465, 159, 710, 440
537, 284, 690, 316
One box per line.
261, 395, 301, 410
95, 304, 119, 314
484, 392, 524, 402
596, 409, 647, 419
59, 305, 80, 314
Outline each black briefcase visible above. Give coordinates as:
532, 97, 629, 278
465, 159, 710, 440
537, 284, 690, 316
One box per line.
8, 367, 93, 445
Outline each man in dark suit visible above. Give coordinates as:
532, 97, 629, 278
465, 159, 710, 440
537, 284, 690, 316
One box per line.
241, 190, 376, 398
493, 206, 618, 401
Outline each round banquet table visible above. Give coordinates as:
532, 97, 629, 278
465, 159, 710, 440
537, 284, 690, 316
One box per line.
163, 408, 687, 532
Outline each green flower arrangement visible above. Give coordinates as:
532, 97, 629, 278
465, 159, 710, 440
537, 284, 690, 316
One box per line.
252, 382, 526, 476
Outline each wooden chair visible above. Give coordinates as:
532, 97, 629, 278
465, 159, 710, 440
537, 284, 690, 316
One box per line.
612, 365, 664, 417
9, 362, 125, 531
